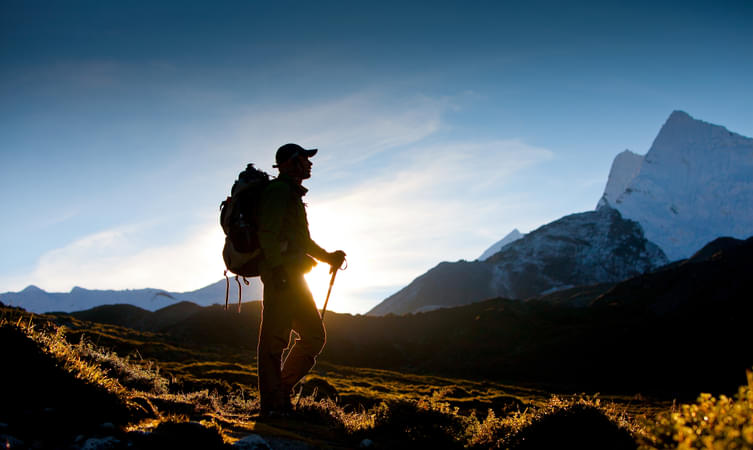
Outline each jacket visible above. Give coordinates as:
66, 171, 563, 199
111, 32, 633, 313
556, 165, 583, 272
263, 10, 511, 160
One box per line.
256, 174, 329, 274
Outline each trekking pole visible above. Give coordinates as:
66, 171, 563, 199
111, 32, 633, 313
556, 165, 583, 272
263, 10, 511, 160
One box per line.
321, 258, 346, 321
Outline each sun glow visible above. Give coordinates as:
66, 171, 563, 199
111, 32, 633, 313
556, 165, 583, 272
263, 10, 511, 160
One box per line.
303, 201, 388, 315
304, 263, 340, 311
303, 213, 363, 314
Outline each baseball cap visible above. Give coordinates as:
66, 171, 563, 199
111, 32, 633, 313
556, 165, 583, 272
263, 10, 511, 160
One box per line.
274, 143, 318, 168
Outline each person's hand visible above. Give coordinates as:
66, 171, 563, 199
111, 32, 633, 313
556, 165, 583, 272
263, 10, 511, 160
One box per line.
268, 266, 289, 290
327, 250, 346, 273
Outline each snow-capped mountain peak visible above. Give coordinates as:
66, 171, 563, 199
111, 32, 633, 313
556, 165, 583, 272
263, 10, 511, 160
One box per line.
600, 111, 753, 261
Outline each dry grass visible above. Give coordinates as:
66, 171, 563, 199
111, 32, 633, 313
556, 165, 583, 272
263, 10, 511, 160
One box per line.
639, 370, 753, 449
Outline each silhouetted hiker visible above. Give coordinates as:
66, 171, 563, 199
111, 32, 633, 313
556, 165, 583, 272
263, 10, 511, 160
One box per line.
256, 143, 346, 418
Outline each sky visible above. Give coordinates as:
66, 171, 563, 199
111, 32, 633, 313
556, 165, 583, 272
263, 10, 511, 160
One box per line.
1, 0, 752, 314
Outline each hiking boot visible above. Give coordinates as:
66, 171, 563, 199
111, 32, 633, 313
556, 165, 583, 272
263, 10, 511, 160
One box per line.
281, 384, 293, 410
258, 386, 293, 420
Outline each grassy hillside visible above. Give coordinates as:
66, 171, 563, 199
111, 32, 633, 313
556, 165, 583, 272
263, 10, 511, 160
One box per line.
3, 306, 752, 448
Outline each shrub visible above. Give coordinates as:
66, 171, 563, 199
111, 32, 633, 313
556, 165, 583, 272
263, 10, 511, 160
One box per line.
642, 370, 753, 449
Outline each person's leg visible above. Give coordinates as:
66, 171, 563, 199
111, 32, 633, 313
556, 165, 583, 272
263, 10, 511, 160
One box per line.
280, 274, 326, 392
257, 280, 293, 413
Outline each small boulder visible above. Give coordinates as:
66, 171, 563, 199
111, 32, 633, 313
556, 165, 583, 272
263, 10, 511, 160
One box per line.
233, 434, 271, 449
80, 436, 120, 450
297, 378, 338, 402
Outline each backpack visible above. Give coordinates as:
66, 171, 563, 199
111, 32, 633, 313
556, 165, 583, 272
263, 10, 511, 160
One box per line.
219, 163, 270, 310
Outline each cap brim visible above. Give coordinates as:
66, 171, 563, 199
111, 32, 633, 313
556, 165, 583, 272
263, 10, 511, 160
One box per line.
303, 148, 318, 157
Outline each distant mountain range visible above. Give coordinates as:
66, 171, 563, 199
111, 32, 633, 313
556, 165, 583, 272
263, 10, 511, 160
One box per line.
368, 111, 752, 315
0, 277, 262, 314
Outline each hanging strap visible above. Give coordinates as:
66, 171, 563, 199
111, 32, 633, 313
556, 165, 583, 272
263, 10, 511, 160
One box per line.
225, 271, 252, 313
234, 275, 242, 312
224, 270, 230, 310
233, 275, 250, 313
240, 277, 249, 313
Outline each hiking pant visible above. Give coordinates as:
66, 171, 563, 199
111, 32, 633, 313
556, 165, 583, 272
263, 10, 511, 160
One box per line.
257, 271, 325, 412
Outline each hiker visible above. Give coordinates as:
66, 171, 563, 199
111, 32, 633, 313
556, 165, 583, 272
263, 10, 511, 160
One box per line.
256, 143, 346, 417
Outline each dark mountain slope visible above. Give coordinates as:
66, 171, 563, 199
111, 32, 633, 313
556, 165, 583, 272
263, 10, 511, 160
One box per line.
70, 303, 153, 329
70, 301, 206, 332
327, 235, 753, 395
590, 236, 753, 314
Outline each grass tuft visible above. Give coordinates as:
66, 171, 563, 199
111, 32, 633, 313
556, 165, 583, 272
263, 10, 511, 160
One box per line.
640, 369, 753, 449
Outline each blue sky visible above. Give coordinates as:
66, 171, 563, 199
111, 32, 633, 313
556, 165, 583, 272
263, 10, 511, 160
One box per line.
1, 0, 751, 314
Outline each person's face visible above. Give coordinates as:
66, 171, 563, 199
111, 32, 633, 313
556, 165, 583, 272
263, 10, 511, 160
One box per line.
297, 154, 312, 179
279, 153, 313, 180
298, 155, 314, 180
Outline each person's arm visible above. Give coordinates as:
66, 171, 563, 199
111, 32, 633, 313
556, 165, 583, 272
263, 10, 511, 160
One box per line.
305, 238, 329, 262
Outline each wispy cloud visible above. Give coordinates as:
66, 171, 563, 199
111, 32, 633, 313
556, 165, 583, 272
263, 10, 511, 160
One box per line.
222, 92, 444, 169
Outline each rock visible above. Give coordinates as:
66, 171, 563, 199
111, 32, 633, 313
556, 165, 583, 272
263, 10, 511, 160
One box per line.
233, 434, 271, 449
264, 436, 317, 449
80, 436, 120, 450
145, 421, 225, 449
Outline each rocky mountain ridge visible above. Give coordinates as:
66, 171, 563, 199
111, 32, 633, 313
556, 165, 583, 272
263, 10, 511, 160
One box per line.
368, 206, 667, 315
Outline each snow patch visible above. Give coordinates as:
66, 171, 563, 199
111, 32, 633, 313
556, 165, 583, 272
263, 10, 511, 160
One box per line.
478, 229, 524, 261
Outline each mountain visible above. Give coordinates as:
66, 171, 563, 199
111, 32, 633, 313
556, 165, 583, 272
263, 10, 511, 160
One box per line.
68, 300, 205, 331
598, 110, 753, 260
478, 229, 524, 261
371, 110, 751, 316
0, 278, 263, 314
368, 206, 667, 315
